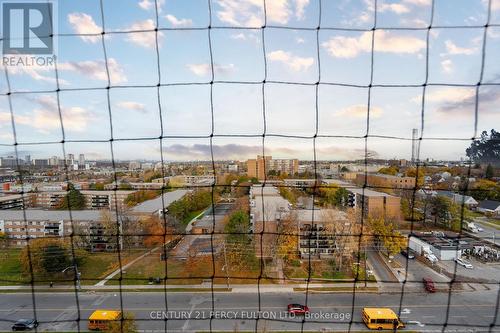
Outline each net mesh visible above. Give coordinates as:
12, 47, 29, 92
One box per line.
1, 0, 500, 332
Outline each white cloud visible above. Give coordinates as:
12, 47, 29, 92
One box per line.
231, 33, 247, 40
116, 101, 147, 113
58, 58, 127, 84
125, 19, 162, 49
0, 112, 11, 126
4, 64, 58, 85
138, 0, 154, 10
165, 14, 193, 27
230, 32, 260, 43
411, 87, 476, 103
403, 0, 431, 6
483, 0, 500, 11
442, 40, 478, 56
67, 13, 102, 43
215, 0, 310, 26
294, 0, 310, 20
186, 63, 236, 76
2, 58, 126, 85
138, 0, 165, 12
296, 37, 305, 44
441, 59, 453, 74
322, 30, 426, 58
267, 50, 314, 72
13, 96, 92, 133
379, 3, 410, 14
335, 104, 383, 119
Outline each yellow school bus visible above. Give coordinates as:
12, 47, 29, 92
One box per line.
88, 310, 122, 330
362, 308, 405, 330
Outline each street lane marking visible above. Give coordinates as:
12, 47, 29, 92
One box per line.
0, 303, 496, 312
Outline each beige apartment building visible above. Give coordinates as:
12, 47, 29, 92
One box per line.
247, 155, 299, 180
35, 190, 135, 211
355, 173, 416, 190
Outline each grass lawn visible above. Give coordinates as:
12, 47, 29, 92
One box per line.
108, 250, 273, 285
284, 260, 349, 281
0, 248, 27, 285
181, 208, 206, 226
0, 248, 144, 286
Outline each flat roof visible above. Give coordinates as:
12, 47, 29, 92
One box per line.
0, 210, 105, 221
89, 310, 121, 321
363, 308, 398, 319
81, 190, 136, 195
131, 189, 188, 213
349, 187, 394, 197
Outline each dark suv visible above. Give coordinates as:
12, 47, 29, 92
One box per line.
12, 319, 38, 331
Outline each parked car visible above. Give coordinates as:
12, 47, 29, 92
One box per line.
424, 252, 438, 264
455, 257, 474, 269
287, 304, 310, 315
401, 249, 415, 259
12, 319, 38, 331
422, 277, 436, 293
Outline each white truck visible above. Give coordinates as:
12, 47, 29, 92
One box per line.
463, 221, 482, 233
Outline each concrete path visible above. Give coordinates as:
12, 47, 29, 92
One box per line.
94, 247, 160, 286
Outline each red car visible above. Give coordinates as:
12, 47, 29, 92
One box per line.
423, 277, 436, 293
287, 304, 310, 314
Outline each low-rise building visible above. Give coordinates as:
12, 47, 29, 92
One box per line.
0, 194, 35, 210
440, 191, 479, 209
0, 210, 101, 247
355, 173, 416, 190
477, 200, 500, 216
409, 231, 478, 261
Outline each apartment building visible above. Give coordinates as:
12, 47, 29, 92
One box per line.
349, 188, 401, 220
104, 182, 164, 190
247, 155, 299, 180
0, 210, 101, 246
322, 179, 401, 220
168, 175, 216, 187
250, 185, 291, 259
34, 190, 135, 211
36, 191, 67, 208
0, 194, 35, 210
295, 209, 352, 259
82, 190, 135, 210
355, 173, 416, 190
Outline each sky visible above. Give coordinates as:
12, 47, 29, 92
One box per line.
0, 0, 500, 162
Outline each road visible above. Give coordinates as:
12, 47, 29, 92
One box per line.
474, 220, 500, 247
1, 290, 499, 332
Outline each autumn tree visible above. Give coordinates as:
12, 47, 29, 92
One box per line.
20, 238, 81, 277
224, 210, 255, 272
378, 166, 399, 175
367, 216, 406, 256
106, 312, 137, 333
140, 216, 176, 248
276, 213, 299, 261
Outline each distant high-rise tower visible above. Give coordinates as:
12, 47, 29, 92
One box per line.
411, 128, 420, 163
79, 154, 85, 166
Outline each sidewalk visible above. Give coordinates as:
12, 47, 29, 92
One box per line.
94, 246, 160, 287
0, 282, 379, 293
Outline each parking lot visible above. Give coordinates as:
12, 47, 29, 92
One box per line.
393, 254, 450, 288
437, 257, 500, 282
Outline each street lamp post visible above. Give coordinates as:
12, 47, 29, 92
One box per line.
62, 265, 81, 290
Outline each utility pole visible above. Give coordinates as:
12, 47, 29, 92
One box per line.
223, 241, 229, 288
62, 265, 81, 290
